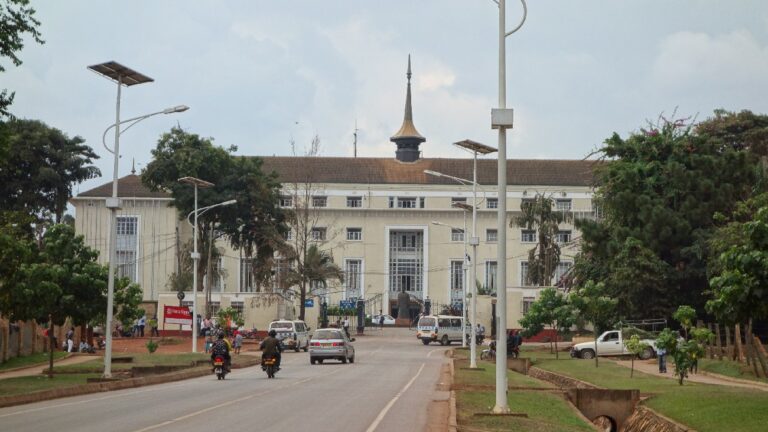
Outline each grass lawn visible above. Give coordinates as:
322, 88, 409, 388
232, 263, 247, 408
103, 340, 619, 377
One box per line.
0, 352, 67, 371
0, 374, 99, 397
531, 355, 768, 432
50, 352, 210, 373
699, 358, 768, 383
452, 348, 592, 432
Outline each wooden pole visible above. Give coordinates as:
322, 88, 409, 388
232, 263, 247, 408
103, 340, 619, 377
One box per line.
754, 334, 768, 378
747, 321, 762, 378
725, 325, 733, 360
707, 323, 715, 359
734, 324, 744, 363
715, 323, 723, 361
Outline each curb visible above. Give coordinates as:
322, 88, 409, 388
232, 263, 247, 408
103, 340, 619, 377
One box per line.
698, 370, 768, 390
0, 359, 260, 409
0, 353, 77, 375
448, 353, 458, 432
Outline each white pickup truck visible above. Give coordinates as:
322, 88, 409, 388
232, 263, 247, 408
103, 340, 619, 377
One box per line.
570, 330, 656, 360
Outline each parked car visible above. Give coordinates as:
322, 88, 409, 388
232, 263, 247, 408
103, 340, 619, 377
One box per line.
416, 315, 464, 346
570, 330, 656, 360
371, 314, 396, 325
309, 328, 355, 364
268, 320, 310, 352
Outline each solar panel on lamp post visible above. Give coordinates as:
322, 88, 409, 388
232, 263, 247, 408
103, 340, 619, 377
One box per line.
88, 61, 188, 379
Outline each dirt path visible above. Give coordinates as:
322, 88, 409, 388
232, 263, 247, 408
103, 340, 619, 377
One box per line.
612, 358, 768, 392
0, 354, 98, 379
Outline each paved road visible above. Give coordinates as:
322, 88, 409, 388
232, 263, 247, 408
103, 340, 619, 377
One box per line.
0, 328, 451, 432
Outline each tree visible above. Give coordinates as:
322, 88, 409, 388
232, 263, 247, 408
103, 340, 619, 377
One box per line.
0, 0, 44, 118
0, 216, 35, 319
0, 119, 100, 223
625, 334, 650, 377
285, 244, 344, 320
282, 135, 342, 320
656, 305, 713, 385
569, 280, 617, 367
512, 193, 569, 286
143, 127, 287, 296
519, 287, 574, 358
575, 111, 764, 317
707, 205, 768, 325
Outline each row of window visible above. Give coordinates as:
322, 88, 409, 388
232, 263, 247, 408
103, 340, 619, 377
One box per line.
279, 196, 575, 211
449, 260, 572, 297
450, 228, 571, 244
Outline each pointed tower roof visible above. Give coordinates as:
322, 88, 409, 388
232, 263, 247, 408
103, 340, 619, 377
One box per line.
391, 55, 425, 142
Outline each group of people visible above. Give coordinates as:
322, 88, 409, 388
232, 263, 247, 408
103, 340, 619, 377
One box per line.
114, 315, 159, 338
205, 328, 244, 355
208, 328, 283, 373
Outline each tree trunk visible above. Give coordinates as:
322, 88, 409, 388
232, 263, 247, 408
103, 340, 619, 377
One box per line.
554, 328, 559, 360
715, 323, 723, 361
594, 336, 599, 368
631, 357, 634, 378
48, 314, 54, 379
299, 280, 307, 321
734, 324, 744, 362
725, 325, 733, 360
707, 323, 714, 359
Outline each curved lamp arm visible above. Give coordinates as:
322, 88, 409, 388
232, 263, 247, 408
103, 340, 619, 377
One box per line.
186, 199, 237, 228
102, 105, 189, 154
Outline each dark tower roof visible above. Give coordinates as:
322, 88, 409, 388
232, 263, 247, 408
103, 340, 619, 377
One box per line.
390, 55, 425, 163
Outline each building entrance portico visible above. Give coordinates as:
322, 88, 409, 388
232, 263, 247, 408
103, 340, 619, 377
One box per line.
387, 227, 427, 320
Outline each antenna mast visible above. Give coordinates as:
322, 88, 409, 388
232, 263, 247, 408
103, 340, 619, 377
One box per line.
353, 120, 358, 158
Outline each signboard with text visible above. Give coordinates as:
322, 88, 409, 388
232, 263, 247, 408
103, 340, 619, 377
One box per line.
163, 305, 192, 325
305, 299, 314, 307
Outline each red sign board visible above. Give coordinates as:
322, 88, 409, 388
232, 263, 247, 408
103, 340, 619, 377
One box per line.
164, 305, 192, 325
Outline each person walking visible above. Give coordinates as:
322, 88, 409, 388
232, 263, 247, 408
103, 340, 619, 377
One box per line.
342, 317, 350, 338
379, 312, 385, 330
234, 332, 243, 354
138, 315, 146, 337
149, 316, 159, 337
656, 346, 667, 373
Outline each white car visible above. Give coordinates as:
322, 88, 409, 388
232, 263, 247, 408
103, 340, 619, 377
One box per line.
371, 314, 396, 325
268, 320, 310, 352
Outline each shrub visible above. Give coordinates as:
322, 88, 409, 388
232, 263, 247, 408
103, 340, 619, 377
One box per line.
146, 339, 158, 354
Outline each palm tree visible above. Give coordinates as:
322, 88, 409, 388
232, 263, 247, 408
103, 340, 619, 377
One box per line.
512, 193, 570, 286
286, 244, 344, 320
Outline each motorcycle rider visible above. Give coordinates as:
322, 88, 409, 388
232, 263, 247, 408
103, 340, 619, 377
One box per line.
260, 329, 283, 370
210, 330, 232, 372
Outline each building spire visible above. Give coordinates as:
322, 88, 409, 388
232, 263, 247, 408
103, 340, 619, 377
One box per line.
391, 54, 425, 162
131, 158, 136, 175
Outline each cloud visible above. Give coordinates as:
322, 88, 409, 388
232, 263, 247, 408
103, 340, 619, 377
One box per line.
652, 30, 768, 91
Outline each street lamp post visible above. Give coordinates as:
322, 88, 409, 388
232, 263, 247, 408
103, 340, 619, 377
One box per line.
89, 61, 188, 378
490, 0, 527, 414
454, 140, 497, 369
431, 217, 468, 348
179, 175, 236, 353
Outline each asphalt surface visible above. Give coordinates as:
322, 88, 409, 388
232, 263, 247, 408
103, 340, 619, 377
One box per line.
0, 328, 451, 432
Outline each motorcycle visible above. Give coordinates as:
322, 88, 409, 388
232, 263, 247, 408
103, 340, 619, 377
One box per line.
262, 355, 279, 379
213, 356, 227, 380
481, 341, 519, 360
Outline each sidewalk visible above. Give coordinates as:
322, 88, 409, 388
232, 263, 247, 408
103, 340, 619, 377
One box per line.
0, 354, 97, 379
612, 358, 768, 392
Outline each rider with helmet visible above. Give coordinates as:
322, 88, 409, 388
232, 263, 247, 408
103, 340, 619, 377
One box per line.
260, 329, 283, 370
210, 330, 232, 372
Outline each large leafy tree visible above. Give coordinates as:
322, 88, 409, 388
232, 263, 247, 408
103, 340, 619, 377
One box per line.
574, 111, 765, 318
0, 119, 100, 223
142, 127, 286, 294
512, 194, 569, 286
0, 0, 44, 118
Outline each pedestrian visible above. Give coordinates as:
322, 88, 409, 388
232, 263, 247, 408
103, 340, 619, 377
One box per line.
138, 314, 146, 337
132, 319, 139, 337
656, 346, 667, 373
342, 316, 350, 338
149, 316, 159, 337
66, 334, 74, 353
690, 352, 698, 374
379, 312, 385, 330
234, 332, 243, 354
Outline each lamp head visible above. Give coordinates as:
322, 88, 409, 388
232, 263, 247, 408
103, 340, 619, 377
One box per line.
164, 105, 190, 114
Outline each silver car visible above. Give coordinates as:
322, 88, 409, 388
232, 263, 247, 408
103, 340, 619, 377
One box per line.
309, 328, 355, 364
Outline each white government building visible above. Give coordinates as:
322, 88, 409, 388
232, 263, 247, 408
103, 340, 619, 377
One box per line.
71, 61, 597, 333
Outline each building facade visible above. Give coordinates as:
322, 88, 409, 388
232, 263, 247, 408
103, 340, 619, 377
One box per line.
70, 59, 598, 332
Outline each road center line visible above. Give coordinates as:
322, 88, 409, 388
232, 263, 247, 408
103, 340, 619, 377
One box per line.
130, 367, 343, 432
365, 362, 426, 432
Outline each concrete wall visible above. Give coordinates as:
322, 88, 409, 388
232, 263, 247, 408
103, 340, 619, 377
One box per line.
0, 318, 75, 363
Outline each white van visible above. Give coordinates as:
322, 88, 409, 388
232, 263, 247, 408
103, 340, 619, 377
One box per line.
416, 315, 464, 346
268, 320, 310, 352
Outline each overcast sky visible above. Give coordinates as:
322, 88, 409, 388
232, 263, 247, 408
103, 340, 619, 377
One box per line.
5, 1, 768, 195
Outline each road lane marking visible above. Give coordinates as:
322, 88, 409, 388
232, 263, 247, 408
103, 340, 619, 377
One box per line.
365, 362, 426, 432
426, 348, 445, 358
129, 367, 343, 432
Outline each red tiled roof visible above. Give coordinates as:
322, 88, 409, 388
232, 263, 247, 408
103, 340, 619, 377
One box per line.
75, 174, 170, 198
260, 157, 597, 187
75, 158, 597, 198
